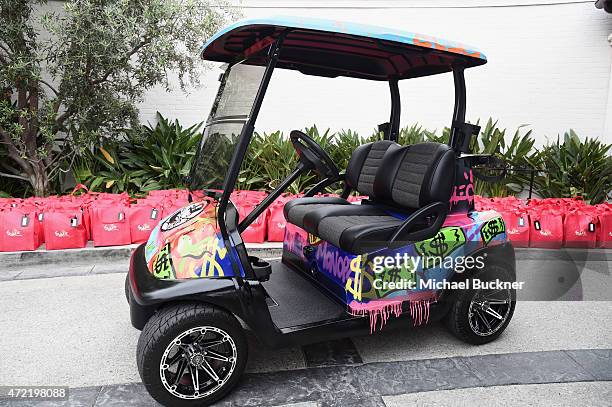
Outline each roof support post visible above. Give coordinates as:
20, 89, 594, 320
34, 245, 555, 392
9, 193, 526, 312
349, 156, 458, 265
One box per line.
449, 65, 466, 149
448, 65, 477, 214
218, 32, 287, 240
388, 79, 401, 142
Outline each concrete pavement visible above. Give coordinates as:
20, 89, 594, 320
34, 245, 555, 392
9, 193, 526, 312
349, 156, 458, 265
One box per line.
0, 271, 610, 387
383, 382, 612, 407
0, 251, 610, 406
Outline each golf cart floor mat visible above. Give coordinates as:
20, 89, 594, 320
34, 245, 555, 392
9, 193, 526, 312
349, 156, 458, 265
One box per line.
263, 262, 347, 329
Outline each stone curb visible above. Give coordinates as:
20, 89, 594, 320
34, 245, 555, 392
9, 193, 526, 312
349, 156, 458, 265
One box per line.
1, 242, 284, 268
2, 243, 610, 269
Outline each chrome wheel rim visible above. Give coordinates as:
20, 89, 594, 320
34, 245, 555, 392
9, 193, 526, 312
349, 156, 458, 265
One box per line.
160, 326, 237, 400
468, 288, 512, 336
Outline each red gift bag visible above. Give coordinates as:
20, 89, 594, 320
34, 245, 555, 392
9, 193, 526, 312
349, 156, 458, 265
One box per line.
529, 207, 564, 249
563, 210, 598, 248
90, 203, 131, 247
597, 211, 612, 249
128, 203, 163, 244
500, 209, 530, 248
0, 209, 42, 251
267, 205, 286, 241
236, 200, 268, 243
161, 192, 190, 217
0, 198, 14, 210
43, 209, 88, 250
267, 195, 294, 242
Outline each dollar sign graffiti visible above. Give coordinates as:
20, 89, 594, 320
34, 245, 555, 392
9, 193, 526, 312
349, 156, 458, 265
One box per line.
429, 232, 449, 257
345, 256, 364, 301
481, 217, 505, 245
488, 221, 499, 235
387, 268, 401, 283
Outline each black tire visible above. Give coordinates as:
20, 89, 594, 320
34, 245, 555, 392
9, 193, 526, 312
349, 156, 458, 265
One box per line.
444, 264, 516, 345
137, 303, 247, 406
124, 274, 130, 303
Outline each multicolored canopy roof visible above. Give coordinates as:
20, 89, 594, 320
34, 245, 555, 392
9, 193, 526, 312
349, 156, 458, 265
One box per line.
201, 16, 487, 81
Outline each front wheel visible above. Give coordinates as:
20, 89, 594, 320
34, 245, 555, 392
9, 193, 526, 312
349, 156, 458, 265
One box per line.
444, 264, 516, 345
137, 303, 247, 406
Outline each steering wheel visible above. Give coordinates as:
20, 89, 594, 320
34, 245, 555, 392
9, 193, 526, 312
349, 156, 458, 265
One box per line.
290, 130, 340, 180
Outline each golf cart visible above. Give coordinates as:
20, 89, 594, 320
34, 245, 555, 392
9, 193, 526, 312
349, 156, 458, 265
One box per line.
126, 17, 516, 406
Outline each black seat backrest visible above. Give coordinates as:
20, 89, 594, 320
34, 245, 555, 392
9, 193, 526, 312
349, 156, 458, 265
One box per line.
345, 140, 399, 197
374, 142, 455, 210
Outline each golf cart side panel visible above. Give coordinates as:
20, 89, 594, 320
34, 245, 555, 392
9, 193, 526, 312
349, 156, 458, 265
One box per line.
130, 243, 286, 340
282, 210, 508, 309
143, 200, 244, 280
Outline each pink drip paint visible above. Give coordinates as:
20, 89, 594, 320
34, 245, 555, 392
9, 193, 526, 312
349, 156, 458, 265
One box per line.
349, 300, 403, 333
348, 298, 433, 333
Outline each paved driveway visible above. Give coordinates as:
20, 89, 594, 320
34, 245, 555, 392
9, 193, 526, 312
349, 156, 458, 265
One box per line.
0, 254, 610, 406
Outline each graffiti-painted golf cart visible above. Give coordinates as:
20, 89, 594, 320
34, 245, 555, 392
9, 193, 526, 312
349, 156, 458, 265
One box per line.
127, 17, 516, 406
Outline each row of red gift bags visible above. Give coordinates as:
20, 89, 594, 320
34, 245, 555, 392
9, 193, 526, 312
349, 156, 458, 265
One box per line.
475, 196, 611, 249
0, 187, 191, 251
88, 189, 190, 246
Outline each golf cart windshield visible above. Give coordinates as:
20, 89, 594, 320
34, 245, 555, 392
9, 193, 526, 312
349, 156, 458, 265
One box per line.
190, 62, 266, 191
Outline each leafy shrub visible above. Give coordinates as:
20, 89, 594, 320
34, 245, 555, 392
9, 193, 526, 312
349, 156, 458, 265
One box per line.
68, 116, 610, 203
470, 119, 536, 198
76, 113, 202, 194
126, 114, 203, 191
533, 130, 612, 204
238, 130, 299, 192
398, 123, 444, 145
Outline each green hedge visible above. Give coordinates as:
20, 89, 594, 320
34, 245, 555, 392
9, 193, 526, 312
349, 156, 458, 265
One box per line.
2, 114, 610, 204
62, 116, 612, 204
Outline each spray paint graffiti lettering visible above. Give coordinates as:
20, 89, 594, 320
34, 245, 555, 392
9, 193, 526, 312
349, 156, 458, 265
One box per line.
321, 248, 353, 283
284, 227, 306, 257
450, 170, 474, 208
175, 234, 228, 278
308, 233, 322, 245
152, 243, 175, 279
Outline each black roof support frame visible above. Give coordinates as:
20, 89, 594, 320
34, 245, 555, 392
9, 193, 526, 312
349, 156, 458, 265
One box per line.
388, 79, 401, 142
217, 31, 288, 244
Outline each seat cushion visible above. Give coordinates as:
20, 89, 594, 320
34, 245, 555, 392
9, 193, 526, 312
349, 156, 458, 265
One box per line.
284, 140, 399, 231
284, 197, 350, 229
298, 203, 404, 254
317, 214, 403, 254
302, 203, 387, 233
345, 140, 399, 197
374, 142, 455, 209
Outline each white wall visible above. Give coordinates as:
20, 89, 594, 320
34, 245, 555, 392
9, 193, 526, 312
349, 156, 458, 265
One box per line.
136, 1, 612, 144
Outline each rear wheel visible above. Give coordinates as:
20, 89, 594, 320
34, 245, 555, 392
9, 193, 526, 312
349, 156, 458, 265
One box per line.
137, 303, 247, 406
124, 274, 130, 303
444, 264, 515, 345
